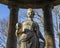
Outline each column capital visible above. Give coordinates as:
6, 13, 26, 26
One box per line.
8, 5, 19, 14
8, 2, 19, 10
43, 4, 54, 10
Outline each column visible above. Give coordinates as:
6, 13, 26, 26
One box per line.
42, 5, 56, 48
6, 4, 19, 48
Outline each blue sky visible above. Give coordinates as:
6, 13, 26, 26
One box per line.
0, 4, 59, 48
0, 4, 10, 19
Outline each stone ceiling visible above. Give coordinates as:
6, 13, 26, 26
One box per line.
0, 0, 60, 8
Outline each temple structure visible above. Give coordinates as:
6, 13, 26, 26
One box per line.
0, 0, 60, 48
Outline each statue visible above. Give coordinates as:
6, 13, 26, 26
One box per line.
15, 8, 45, 48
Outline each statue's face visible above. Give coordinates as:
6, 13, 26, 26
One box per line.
27, 8, 34, 18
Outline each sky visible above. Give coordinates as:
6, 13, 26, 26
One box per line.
0, 4, 10, 19
0, 4, 59, 48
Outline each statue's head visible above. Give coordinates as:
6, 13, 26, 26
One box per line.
27, 8, 35, 18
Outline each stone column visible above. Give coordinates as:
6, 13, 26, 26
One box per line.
6, 4, 19, 48
42, 5, 56, 48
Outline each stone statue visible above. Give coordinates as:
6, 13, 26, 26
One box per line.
15, 8, 45, 48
